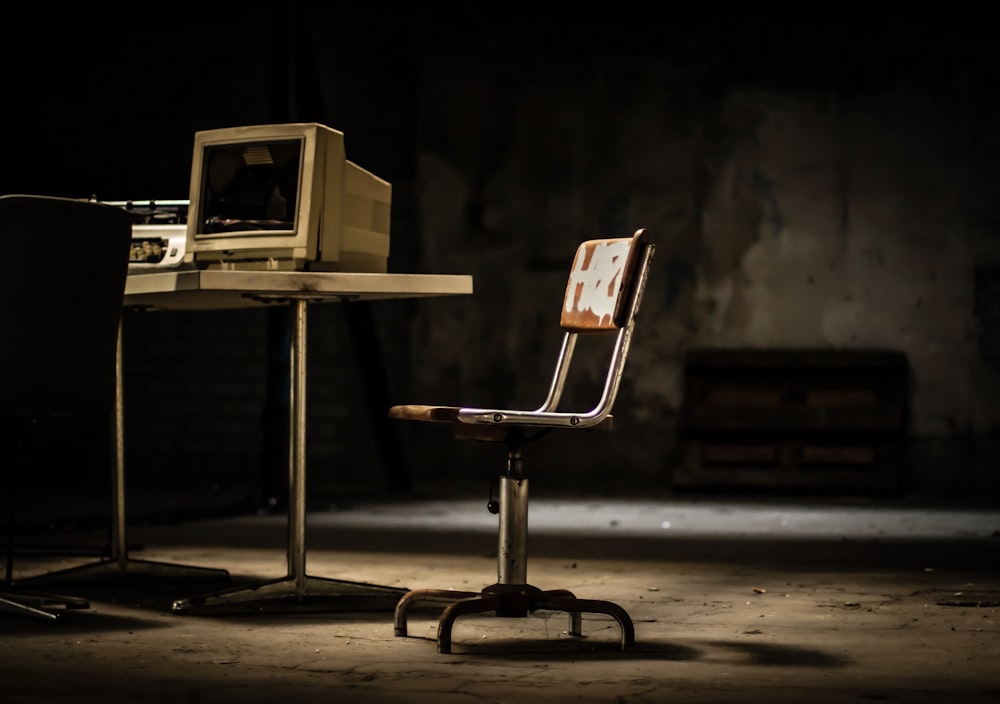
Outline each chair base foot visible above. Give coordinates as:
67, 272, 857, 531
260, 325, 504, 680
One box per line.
394, 582, 635, 653
0, 590, 89, 620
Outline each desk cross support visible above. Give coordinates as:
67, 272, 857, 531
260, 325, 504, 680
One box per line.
171, 297, 406, 613
15, 320, 232, 588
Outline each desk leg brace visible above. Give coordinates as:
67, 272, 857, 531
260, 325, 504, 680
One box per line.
173, 299, 406, 614
394, 449, 636, 653
16, 318, 230, 588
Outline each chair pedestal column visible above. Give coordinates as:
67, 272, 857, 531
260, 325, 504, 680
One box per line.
498, 451, 527, 588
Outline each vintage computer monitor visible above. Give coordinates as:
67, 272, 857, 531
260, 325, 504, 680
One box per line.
183, 122, 391, 272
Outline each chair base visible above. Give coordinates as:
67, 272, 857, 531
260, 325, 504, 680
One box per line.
394, 582, 635, 654
0, 589, 89, 620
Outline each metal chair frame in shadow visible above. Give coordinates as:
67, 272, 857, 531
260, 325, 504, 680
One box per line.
0, 194, 131, 619
389, 228, 655, 653
2, 195, 229, 615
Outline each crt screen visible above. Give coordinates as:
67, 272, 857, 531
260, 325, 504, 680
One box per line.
199, 138, 303, 234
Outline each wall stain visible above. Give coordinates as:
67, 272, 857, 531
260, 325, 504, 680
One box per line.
751, 168, 784, 238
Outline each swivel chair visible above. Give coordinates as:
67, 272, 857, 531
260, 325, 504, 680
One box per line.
0, 194, 132, 619
390, 228, 654, 653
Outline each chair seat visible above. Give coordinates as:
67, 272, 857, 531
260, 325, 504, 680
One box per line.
388, 404, 461, 423
389, 404, 614, 442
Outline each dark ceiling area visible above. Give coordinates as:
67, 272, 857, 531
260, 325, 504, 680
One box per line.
4, 5, 997, 200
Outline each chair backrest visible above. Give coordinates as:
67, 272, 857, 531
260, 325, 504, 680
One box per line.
0, 194, 133, 420
561, 228, 651, 333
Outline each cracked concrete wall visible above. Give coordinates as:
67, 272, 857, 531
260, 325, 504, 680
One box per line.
400, 43, 1000, 494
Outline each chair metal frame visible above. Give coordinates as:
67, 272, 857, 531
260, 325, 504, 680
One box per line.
0, 194, 133, 619
390, 228, 654, 653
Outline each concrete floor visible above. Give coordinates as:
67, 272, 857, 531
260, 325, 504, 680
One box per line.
2, 494, 999, 703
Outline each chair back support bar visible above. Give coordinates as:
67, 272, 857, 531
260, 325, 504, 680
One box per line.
457, 228, 654, 429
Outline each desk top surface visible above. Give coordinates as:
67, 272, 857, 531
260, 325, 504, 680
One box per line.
125, 268, 474, 311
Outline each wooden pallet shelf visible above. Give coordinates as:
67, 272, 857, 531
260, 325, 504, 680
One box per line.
674, 347, 910, 493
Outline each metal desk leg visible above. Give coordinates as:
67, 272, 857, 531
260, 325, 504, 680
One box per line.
18, 318, 231, 588
172, 298, 406, 614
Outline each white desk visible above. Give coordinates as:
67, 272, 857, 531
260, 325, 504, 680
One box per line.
123, 268, 475, 311
113, 269, 472, 612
